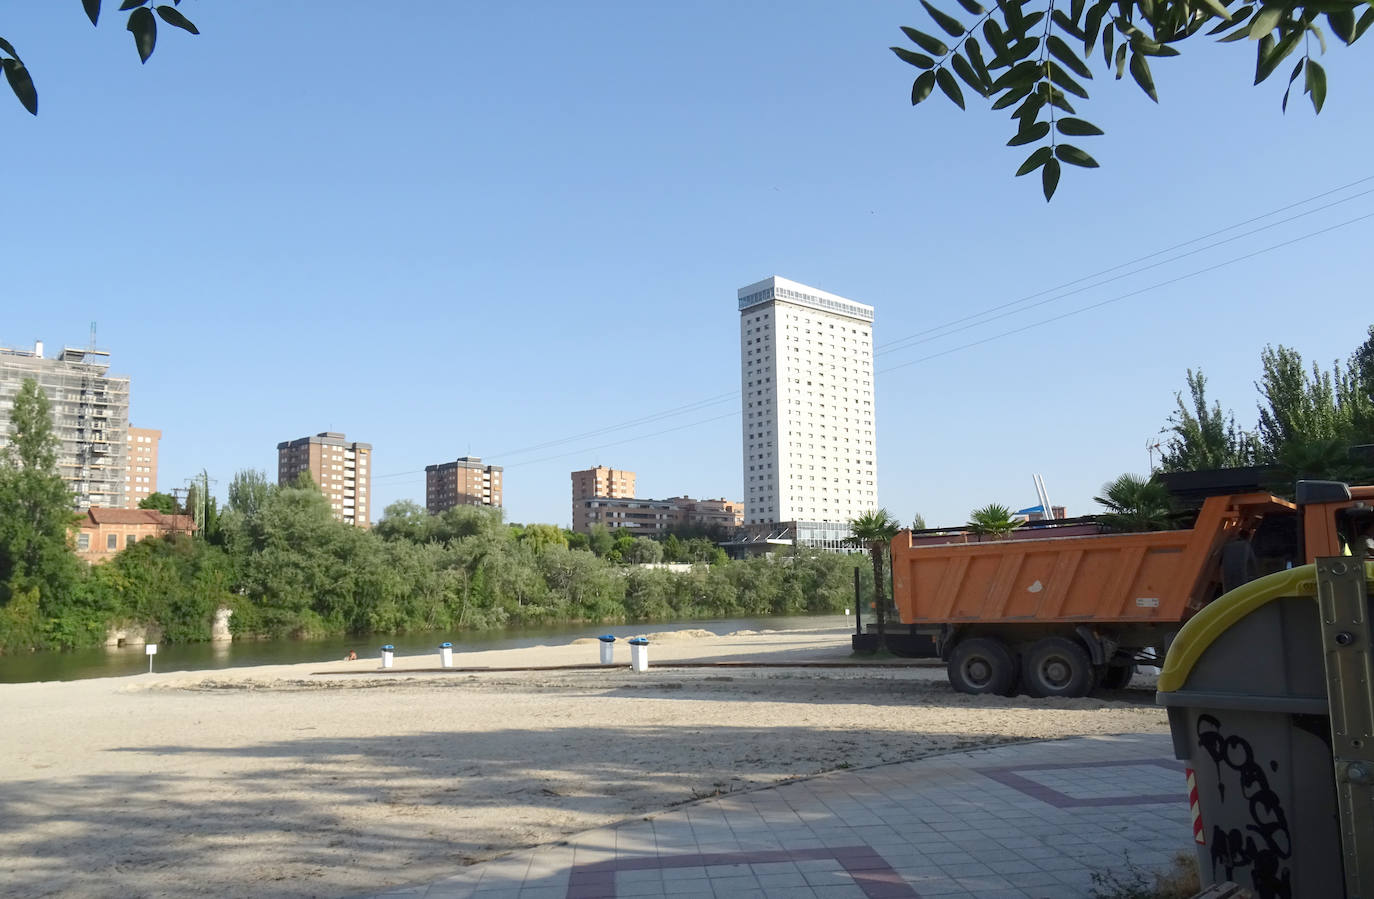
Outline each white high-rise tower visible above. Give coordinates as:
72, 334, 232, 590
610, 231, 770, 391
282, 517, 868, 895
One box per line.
738, 276, 877, 549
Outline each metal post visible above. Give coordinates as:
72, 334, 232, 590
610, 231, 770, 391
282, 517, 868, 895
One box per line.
1315, 557, 1374, 898
854, 566, 862, 636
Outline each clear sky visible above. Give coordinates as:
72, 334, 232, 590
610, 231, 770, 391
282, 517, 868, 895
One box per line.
3, 2, 1371, 528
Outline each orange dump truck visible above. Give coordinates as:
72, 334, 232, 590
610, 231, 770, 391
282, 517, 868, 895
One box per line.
890, 479, 1374, 697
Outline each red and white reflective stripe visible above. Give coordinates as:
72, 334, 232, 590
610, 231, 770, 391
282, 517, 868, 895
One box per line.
1187, 768, 1205, 844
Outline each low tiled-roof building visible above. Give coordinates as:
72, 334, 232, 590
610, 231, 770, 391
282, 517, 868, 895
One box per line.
73, 508, 196, 564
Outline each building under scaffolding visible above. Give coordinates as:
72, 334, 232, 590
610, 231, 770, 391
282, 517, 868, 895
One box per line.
0, 340, 130, 510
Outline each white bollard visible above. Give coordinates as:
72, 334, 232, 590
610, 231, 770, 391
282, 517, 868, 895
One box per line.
439, 642, 453, 668
381, 644, 395, 669
598, 634, 616, 665
628, 637, 649, 672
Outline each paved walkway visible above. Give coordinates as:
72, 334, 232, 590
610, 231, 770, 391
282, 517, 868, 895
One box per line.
364, 733, 1192, 899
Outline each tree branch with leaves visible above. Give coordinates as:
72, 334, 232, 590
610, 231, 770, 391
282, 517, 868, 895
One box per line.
2, 0, 200, 115
893, 0, 1371, 199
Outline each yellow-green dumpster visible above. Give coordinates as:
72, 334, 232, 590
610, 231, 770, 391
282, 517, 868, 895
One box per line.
1157, 560, 1374, 899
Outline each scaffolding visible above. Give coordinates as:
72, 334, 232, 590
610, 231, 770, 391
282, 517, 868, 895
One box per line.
0, 342, 130, 510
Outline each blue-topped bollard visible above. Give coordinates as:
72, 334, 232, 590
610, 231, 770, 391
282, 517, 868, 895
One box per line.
381, 644, 395, 669
628, 636, 649, 672
439, 642, 453, 668
597, 634, 616, 665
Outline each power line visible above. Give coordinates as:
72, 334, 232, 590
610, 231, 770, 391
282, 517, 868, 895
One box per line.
877, 183, 1374, 358
877, 210, 1374, 374
368, 178, 1374, 483
491, 391, 738, 459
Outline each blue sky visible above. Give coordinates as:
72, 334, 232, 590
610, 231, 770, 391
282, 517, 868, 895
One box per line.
3, 1, 1371, 528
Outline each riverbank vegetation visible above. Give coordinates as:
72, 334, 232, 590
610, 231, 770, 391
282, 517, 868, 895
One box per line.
0, 380, 869, 653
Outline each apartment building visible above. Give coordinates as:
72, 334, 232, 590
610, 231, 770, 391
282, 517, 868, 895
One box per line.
276, 432, 372, 527
665, 496, 745, 531
425, 456, 503, 512
570, 464, 743, 535
574, 494, 745, 536
738, 276, 877, 548
0, 340, 129, 510
570, 466, 636, 532
125, 426, 161, 508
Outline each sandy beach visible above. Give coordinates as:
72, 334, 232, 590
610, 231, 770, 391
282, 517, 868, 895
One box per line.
0, 627, 1168, 898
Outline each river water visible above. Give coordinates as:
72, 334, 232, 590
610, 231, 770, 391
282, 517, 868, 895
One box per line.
0, 614, 852, 684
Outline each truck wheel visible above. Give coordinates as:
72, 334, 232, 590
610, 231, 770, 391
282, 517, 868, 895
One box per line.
1022, 637, 1094, 698
1099, 661, 1136, 690
948, 637, 1017, 695
1221, 540, 1260, 594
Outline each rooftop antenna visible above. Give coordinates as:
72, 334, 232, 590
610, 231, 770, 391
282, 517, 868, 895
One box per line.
1146, 438, 1162, 472
89, 321, 97, 349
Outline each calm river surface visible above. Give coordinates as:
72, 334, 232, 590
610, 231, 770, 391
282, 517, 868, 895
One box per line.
0, 614, 851, 684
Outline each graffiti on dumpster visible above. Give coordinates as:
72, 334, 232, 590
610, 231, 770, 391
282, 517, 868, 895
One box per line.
1195, 714, 1292, 899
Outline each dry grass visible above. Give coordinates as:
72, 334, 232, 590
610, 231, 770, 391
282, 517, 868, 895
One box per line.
1090, 851, 1201, 899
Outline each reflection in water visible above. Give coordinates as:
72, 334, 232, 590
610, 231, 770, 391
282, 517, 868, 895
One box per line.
0, 615, 846, 684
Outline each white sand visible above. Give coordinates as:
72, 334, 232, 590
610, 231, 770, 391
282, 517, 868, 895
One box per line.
0, 627, 1167, 898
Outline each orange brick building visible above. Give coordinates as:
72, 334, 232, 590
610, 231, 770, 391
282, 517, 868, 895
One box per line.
74, 508, 196, 564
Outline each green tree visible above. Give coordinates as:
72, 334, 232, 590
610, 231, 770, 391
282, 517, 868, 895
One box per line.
966, 503, 1021, 539
226, 469, 273, 519
848, 508, 901, 642
1093, 473, 1174, 532
375, 500, 432, 543
1254, 343, 1373, 483
624, 536, 665, 564
3, 0, 201, 116
518, 523, 568, 554
911, 512, 927, 530
893, 0, 1372, 199
0, 379, 80, 619
1159, 369, 1256, 472
138, 491, 179, 514
586, 524, 615, 558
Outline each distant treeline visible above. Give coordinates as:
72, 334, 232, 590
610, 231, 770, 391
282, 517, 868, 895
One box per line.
1, 445, 871, 653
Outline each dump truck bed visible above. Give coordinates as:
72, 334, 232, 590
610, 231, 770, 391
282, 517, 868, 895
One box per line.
891, 492, 1295, 627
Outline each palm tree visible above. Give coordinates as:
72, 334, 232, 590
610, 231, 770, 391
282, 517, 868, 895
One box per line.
966, 503, 1021, 540
1094, 473, 1174, 533
848, 508, 901, 643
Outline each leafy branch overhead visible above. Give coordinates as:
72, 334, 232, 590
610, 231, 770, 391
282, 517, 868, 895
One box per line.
1, 0, 200, 116
893, 0, 1372, 199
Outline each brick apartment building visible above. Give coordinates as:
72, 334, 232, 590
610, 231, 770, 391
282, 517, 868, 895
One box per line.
425, 456, 503, 512
570, 466, 742, 536
570, 466, 636, 532
277, 432, 372, 527
125, 426, 161, 508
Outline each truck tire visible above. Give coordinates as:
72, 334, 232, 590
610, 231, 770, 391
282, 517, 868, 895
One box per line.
1221, 540, 1260, 594
1022, 637, 1095, 698
1099, 661, 1136, 691
948, 637, 1018, 695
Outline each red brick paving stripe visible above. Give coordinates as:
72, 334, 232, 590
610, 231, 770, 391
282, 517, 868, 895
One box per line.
974, 758, 1187, 808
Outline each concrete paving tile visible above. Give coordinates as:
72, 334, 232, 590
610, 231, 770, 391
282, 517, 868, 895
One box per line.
754, 871, 808, 889
420, 888, 476, 899
469, 889, 522, 899
661, 877, 712, 894
761, 887, 817, 899
513, 889, 565, 899
808, 885, 868, 899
